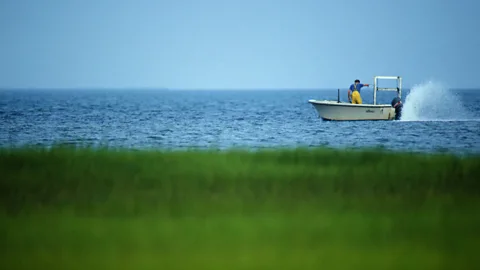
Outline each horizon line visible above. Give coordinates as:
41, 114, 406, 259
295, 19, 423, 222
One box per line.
1, 86, 479, 91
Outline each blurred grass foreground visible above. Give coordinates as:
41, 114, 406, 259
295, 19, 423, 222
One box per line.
1, 146, 480, 270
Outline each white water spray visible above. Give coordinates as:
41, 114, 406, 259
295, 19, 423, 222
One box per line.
401, 80, 473, 121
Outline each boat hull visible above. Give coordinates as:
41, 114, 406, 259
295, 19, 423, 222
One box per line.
308, 100, 396, 121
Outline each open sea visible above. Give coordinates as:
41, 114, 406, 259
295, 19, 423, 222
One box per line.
1, 81, 479, 155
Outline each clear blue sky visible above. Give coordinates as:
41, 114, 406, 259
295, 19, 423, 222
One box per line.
1, 0, 478, 89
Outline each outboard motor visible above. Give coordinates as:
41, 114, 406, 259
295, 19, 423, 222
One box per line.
391, 97, 403, 120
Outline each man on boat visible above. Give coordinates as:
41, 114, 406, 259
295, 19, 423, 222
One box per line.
348, 79, 369, 104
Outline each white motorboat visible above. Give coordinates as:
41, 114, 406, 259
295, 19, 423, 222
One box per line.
308, 76, 403, 121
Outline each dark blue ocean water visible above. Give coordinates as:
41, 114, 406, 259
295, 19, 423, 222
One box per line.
1, 84, 479, 154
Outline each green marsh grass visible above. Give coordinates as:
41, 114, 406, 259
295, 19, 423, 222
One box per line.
1, 146, 479, 269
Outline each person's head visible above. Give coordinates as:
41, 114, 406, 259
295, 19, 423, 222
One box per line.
354, 79, 360, 85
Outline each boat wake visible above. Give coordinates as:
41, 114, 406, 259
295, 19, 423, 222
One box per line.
401, 80, 475, 121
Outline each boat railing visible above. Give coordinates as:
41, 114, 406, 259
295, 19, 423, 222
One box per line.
373, 76, 402, 105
